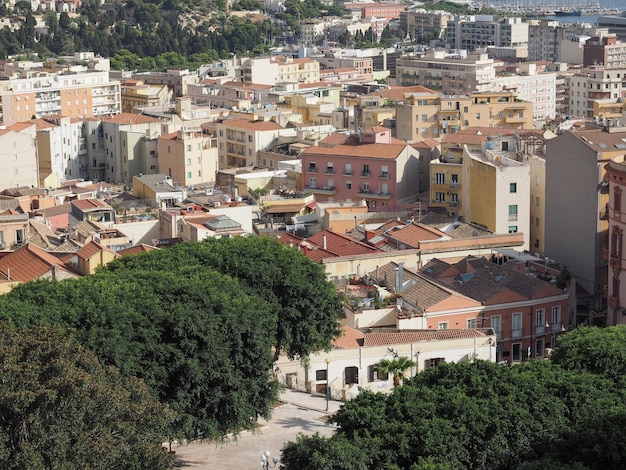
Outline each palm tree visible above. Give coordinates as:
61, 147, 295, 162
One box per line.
375, 356, 416, 387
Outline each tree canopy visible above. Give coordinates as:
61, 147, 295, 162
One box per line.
0, 237, 342, 440
282, 348, 626, 470
0, 322, 174, 469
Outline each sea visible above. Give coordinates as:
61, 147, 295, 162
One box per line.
487, 0, 626, 23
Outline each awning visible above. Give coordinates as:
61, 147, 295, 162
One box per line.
306, 201, 317, 210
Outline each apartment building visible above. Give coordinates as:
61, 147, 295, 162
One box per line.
0, 71, 121, 126
133, 69, 199, 97
544, 126, 623, 308
344, 2, 405, 21
604, 154, 626, 325
158, 129, 218, 187
300, 19, 328, 45
216, 118, 286, 168
396, 91, 533, 142
493, 63, 557, 121
300, 127, 421, 208
120, 80, 172, 113
0, 129, 38, 190
446, 15, 528, 51
396, 50, 496, 94
273, 56, 321, 84
583, 35, 626, 68
565, 66, 624, 118
315, 55, 374, 78
399, 9, 453, 41
97, 113, 164, 184
528, 20, 559, 62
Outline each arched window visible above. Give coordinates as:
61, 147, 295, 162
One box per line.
611, 227, 623, 258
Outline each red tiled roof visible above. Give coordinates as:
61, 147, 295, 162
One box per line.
221, 118, 283, 131
363, 328, 489, 346
333, 325, 365, 349
0, 243, 75, 282
303, 142, 406, 159
103, 113, 162, 125
118, 244, 159, 256
308, 230, 378, 257
386, 223, 448, 249
76, 241, 116, 260
72, 199, 111, 211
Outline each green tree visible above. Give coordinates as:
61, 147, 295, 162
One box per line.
59, 11, 71, 30
0, 322, 174, 469
375, 356, 416, 387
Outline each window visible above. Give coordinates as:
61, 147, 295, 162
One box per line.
248, 135, 252, 142
613, 273, 620, 299
187, 171, 192, 179
438, 322, 448, 330
344, 163, 352, 175
0, 231, 4, 248
508, 226, 518, 233
535, 339, 545, 358
186, 158, 191, 165
467, 318, 477, 328
615, 187, 622, 213
368, 365, 388, 382
325, 162, 334, 174
551, 306, 561, 327
308, 161, 316, 172
435, 173, 445, 184
309, 178, 316, 188
536, 309, 546, 333
362, 164, 370, 176
197, 157, 201, 164
502, 141, 509, 151
422, 114, 427, 121
476, 113, 480, 119
508, 204, 518, 221
187, 144, 191, 151
315, 369, 327, 381
491, 315, 501, 339
612, 228, 623, 258
512, 343, 522, 362
425, 358, 445, 369
451, 174, 458, 184
510, 182, 517, 193
346, 182, 352, 190
380, 165, 389, 178
435, 192, 445, 203
512, 312, 522, 338
344, 366, 359, 385
15, 229, 24, 246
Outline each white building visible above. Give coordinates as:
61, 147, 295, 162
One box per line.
0, 129, 38, 190
446, 15, 528, 52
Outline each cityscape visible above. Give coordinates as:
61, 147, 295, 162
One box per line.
0, 0, 626, 468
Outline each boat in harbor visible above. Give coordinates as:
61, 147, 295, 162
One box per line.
554, 9, 583, 16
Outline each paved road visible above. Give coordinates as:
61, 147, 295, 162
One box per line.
171, 390, 343, 469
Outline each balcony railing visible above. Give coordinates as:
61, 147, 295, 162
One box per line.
449, 201, 458, 208
304, 185, 336, 194
508, 215, 518, 221
343, 170, 353, 176
357, 188, 391, 199
361, 171, 371, 177
450, 182, 458, 189
379, 172, 389, 178
307, 167, 317, 173
325, 168, 335, 175
512, 328, 523, 339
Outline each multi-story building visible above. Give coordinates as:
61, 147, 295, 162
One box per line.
528, 20, 559, 62
396, 50, 496, 94
133, 69, 199, 97
158, 129, 219, 187
0, 129, 38, 190
274, 56, 321, 84
396, 91, 534, 142
300, 127, 421, 208
344, 2, 405, 21
97, 113, 164, 184
544, 125, 625, 308
493, 63, 557, 121
300, 19, 328, 45
565, 66, 624, 118
315, 55, 374, 79
0, 71, 120, 126
399, 9, 453, 41
583, 34, 626, 68
216, 118, 286, 168
446, 15, 528, 52
120, 80, 172, 114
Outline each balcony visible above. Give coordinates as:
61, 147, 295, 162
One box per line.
379, 172, 389, 179
512, 328, 523, 339
304, 185, 336, 195
505, 115, 526, 124
325, 168, 335, 175
357, 188, 391, 199
449, 182, 458, 190
307, 167, 317, 173
343, 170, 353, 176
449, 201, 458, 208
361, 171, 371, 177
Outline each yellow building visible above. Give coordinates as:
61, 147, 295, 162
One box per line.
273, 57, 320, 84
120, 79, 173, 113
158, 129, 219, 187
396, 91, 534, 142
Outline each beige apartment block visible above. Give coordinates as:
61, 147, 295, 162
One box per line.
120, 80, 173, 113
0, 71, 120, 126
158, 129, 219, 187
0, 129, 38, 190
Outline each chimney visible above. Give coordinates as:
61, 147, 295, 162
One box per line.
395, 262, 404, 292
323, 233, 327, 250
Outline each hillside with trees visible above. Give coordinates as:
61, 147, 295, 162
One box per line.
0, 238, 343, 443
282, 326, 626, 470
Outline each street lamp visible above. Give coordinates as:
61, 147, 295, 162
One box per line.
260, 450, 280, 469
325, 358, 330, 411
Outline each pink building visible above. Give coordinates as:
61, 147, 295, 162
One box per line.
344, 3, 405, 20
300, 127, 421, 208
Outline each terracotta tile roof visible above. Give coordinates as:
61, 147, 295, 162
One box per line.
0, 243, 76, 282
27, 219, 65, 250
102, 113, 162, 125
117, 244, 159, 256
277, 234, 337, 261
222, 81, 273, 91
221, 118, 283, 131
412, 138, 441, 149
385, 223, 448, 249
72, 220, 106, 238
72, 199, 112, 211
318, 133, 360, 146
76, 240, 117, 260
333, 325, 365, 349
308, 230, 378, 257
369, 85, 438, 101
362, 328, 489, 347
303, 142, 407, 159
34, 203, 72, 218
6, 122, 36, 132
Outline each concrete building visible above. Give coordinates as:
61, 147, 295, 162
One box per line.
528, 20, 560, 62
396, 50, 496, 94
399, 9, 453, 42
565, 66, 624, 118
0, 71, 121, 126
133, 69, 199, 97
446, 15, 528, 52
120, 80, 173, 114
158, 129, 219, 187
301, 127, 421, 208
544, 126, 624, 308
604, 154, 626, 325
583, 34, 626, 68
0, 129, 38, 190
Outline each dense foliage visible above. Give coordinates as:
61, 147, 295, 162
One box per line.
0, 238, 342, 440
0, 322, 174, 469
283, 327, 626, 470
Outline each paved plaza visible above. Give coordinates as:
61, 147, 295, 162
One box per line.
171, 389, 343, 469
